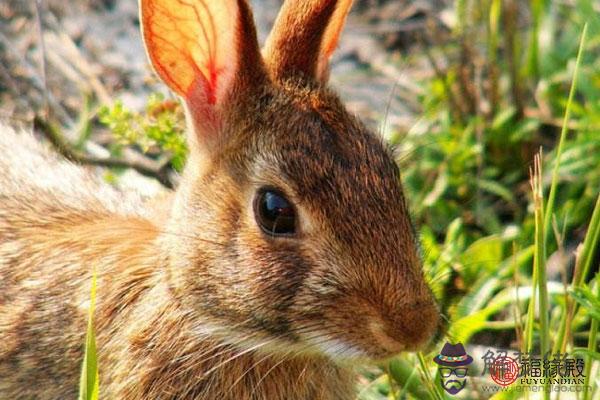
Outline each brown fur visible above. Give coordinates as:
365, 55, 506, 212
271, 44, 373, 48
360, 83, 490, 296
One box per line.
0, 0, 440, 399
264, 0, 353, 81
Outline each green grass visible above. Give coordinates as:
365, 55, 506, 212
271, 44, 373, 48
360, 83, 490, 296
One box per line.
79, 268, 99, 400
369, 2, 599, 399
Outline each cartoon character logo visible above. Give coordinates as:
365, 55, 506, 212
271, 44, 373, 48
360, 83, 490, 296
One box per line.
433, 342, 473, 395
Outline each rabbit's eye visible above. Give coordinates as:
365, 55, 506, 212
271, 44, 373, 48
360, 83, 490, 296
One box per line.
254, 188, 296, 236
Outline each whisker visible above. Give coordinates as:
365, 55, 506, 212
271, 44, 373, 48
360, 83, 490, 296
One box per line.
380, 78, 401, 139
199, 338, 278, 378
249, 349, 294, 398
225, 350, 274, 396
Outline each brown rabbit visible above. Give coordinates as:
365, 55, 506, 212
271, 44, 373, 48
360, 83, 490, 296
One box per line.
0, 0, 441, 399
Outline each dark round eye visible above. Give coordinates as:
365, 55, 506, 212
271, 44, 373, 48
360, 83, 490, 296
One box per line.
254, 188, 297, 236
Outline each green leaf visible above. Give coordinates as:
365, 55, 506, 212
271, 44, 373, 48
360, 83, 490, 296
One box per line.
477, 179, 515, 203
450, 282, 565, 344
460, 234, 504, 277
569, 286, 600, 320
572, 348, 600, 361
388, 359, 434, 400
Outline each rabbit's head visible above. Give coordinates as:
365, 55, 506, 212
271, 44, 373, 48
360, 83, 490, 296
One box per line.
141, 0, 440, 361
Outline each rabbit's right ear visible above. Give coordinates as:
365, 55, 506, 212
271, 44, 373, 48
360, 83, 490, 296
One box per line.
140, 0, 266, 156
264, 0, 353, 83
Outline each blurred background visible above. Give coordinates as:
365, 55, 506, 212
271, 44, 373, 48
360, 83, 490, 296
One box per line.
1, 0, 599, 399
0, 0, 449, 130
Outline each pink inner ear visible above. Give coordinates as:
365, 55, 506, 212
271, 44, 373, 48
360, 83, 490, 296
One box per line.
184, 60, 220, 106
141, 0, 240, 107
205, 60, 221, 106
185, 75, 220, 133
207, 65, 218, 105
184, 57, 234, 134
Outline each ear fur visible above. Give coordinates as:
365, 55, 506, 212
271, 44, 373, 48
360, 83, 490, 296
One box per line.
263, 0, 353, 83
140, 0, 266, 155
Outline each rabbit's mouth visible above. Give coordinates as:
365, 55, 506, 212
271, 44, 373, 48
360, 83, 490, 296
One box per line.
299, 331, 372, 361
297, 327, 407, 363
293, 296, 441, 363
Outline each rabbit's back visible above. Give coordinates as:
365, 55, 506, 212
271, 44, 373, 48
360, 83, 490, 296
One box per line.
0, 124, 155, 399
0, 124, 145, 217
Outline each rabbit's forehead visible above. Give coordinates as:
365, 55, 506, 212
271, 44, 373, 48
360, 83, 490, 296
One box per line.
241, 85, 415, 249
264, 110, 410, 243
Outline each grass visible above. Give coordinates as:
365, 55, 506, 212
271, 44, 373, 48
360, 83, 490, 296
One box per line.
530, 21, 587, 399
85, 1, 599, 399
79, 268, 99, 400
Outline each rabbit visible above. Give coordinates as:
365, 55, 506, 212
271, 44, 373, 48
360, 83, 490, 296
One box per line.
0, 0, 442, 399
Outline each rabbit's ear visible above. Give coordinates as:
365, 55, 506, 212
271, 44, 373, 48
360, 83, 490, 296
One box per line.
264, 0, 352, 83
140, 0, 265, 153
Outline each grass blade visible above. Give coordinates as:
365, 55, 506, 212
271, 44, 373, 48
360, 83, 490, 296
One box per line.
547, 24, 591, 357
531, 23, 588, 399
582, 273, 599, 400
525, 154, 544, 356
543, 22, 588, 256
79, 268, 99, 400
576, 195, 600, 286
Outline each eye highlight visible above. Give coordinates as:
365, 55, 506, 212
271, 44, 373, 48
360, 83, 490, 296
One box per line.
253, 187, 297, 236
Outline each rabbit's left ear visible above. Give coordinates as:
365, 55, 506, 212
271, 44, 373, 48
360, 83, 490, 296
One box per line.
263, 0, 353, 83
140, 0, 265, 149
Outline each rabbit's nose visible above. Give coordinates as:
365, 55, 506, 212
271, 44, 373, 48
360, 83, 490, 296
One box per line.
372, 299, 440, 353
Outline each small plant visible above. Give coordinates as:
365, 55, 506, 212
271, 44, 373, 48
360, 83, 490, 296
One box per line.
99, 93, 188, 171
